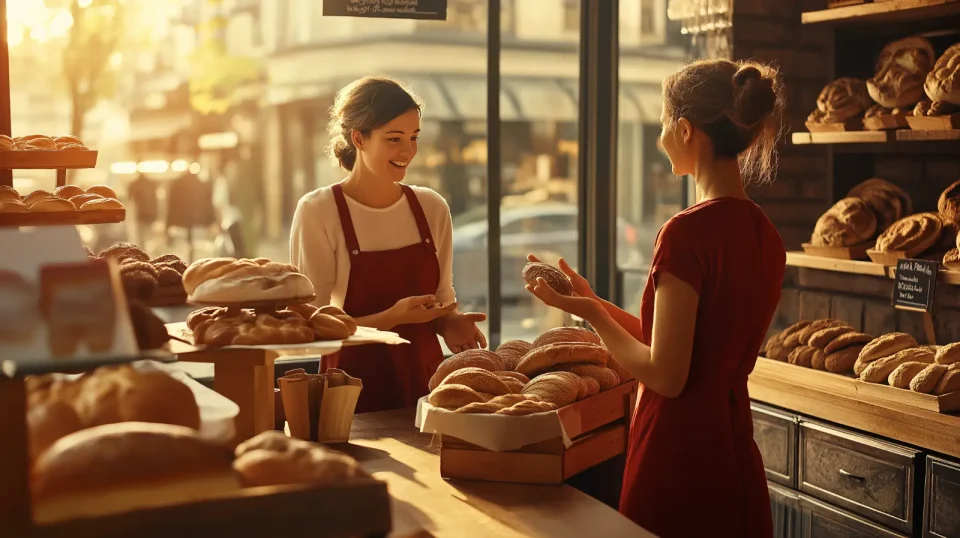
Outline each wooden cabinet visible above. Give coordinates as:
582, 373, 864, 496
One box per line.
924, 456, 960, 538
769, 481, 801, 538
753, 403, 799, 488
798, 421, 921, 535
800, 495, 909, 538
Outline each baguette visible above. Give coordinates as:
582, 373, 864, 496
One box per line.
860, 347, 934, 383
910, 363, 949, 394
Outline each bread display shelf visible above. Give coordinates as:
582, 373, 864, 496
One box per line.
791, 131, 892, 145
0, 208, 125, 227
866, 248, 918, 266
906, 113, 960, 131
428, 381, 639, 485
786, 251, 960, 285
805, 119, 863, 133
0, 150, 98, 170
895, 128, 960, 141
801, 0, 960, 25
800, 242, 872, 260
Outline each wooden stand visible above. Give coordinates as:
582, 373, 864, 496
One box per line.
0, 151, 98, 189
801, 241, 872, 260
439, 382, 638, 485
863, 113, 908, 131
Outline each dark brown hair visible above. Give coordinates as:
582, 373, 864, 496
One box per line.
327, 76, 423, 171
662, 59, 785, 185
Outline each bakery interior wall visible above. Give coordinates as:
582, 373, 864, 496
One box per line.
733, 0, 960, 344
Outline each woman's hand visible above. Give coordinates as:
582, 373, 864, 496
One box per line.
436, 311, 488, 353
526, 277, 606, 323
527, 255, 597, 300
388, 295, 457, 327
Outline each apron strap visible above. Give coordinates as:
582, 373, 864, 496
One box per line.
400, 185, 437, 253
331, 184, 362, 255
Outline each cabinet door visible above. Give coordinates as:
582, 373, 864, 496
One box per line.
924, 456, 960, 538
800, 495, 908, 538
769, 482, 800, 538
753, 403, 798, 488
799, 421, 920, 535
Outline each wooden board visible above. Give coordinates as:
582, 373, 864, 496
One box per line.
863, 114, 908, 131
801, 242, 872, 260
0, 209, 125, 227
788, 251, 887, 275
802, 0, 960, 25
854, 379, 960, 413
791, 132, 813, 145
867, 248, 915, 266
906, 114, 960, 131
0, 150, 98, 169
798, 131, 892, 144
805, 119, 864, 132
896, 128, 960, 141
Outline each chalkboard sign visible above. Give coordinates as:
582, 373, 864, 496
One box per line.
323, 0, 448, 20
892, 258, 939, 312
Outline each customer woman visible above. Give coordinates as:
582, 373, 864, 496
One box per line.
290, 76, 486, 413
526, 59, 786, 537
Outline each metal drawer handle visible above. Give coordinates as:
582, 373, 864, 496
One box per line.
839, 469, 865, 482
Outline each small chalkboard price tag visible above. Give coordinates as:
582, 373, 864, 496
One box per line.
323, 0, 448, 20
892, 258, 939, 312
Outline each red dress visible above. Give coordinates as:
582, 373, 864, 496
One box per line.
321, 183, 445, 413
619, 198, 785, 538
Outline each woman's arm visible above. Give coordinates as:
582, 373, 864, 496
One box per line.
594, 297, 645, 341
586, 271, 699, 398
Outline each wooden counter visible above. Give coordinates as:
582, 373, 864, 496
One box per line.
340, 409, 653, 538
748, 359, 960, 459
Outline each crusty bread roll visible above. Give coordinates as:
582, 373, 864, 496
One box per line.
428, 349, 503, 391
556, 363, 620, 391
824, 332, 873, 355
935, 366, 960, 395
808, 325, 854, 349
233, 431, 359, 488
53, 185, 84, 200
875, 212, 943, 253
86, 185, 117, 199
815, 77, 873, 122
439, 367, 513, 396
27, 399, 83, 460
79, 197, 124, 211
29, 198, 76, 212
925, 42, 960, 105
532, 326, 603, 348
848, 178, 913, 217
867, 36, 935, 109
577, 376, 601, 400
860, 347, 934, 383
788, 345, 820, 368
824, 345, 865, 374
428, 383, 488, 410
796, 319, 852, 346
910, 363, 948, 393
521, 371, 580, 407
71, 366, 201, 430
811, 198, 877, 247
68, 193, 102, 209
516, 342, 611, 377
887, 361, 929, 389
522, 262, 573, 296
495, 339, 533, 371
32, 422, 239, 524
937, 179, 960, 225
182, 258, 260, 293
310, 312, 352, 340
23, 189, 55, 206
858, 333, 918, 365
936, 342, 960, 365
0, 200, 29, 213
0, 187, 21, 203
190, 271, 316, 304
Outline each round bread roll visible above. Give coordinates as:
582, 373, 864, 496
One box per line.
23, 189, 55, 206
522, 262, 573, 296
875, 212, 943, 253
79, 197, 124, 211
29, 198, 76, 212
938, 179, 960, 225
428, 383, 488, 410
925, 42, 960, 105
439, 367, 512, 396
521, 371, 580, 407
53, 185, 84, 200
888, 361, 930, 389
31, 422, 238, 525
816, 77, 873, 122
848, 178, 913, 218
27, 399, 83, 461
495, 339, 533, 370
935, 342, 960, 365
428, 349, 503, 391
0, 135, 14, 150
68, 193, 102, 209
86, 185, 118, 199
0, 187, 21, 203
867, 37, 935, 109
824, 332, 874, 355
577, 376, 601, 400
516, 342, 611, 377
28, 137, 57, 150
556, 363, 620, 391
0, 200, 29, 213
811, 198, 877, 247
54, 135, 83, 147
233, 431, 358, 488
533, 326, 603, 348
910, 363, 949, 393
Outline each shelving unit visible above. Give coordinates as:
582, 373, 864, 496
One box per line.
786, 251, 960, 285
801, 0, 960, 25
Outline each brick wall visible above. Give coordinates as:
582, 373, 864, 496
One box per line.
731, 0, 960, 345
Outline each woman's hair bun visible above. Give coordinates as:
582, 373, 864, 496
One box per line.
731, 65, 776, 127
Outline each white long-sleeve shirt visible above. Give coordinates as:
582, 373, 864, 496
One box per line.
289, 185, 456, 309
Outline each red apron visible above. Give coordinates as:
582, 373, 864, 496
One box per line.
320, 183, 444, 413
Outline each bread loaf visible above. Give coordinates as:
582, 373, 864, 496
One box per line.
428, 384, 488, 410
27, 400, 83, 460
909, 363, 948, 393
439, 367, 513, 396
860, 347, 934, 383
190, 270, 315, 304
32, 422, 238, 524
934, 366, 960, 395
824, 332, 873, 355
935, 342, 960, 365
808, 325, 854, 349
848, 178, 913, 218
522, 262, 573, 296
428, 349, 503, 391
811, 198, 877, 247
814, 77, 873, 122
80, 198, 124, 211
924, 42, 960, 105
532, 326, 602, 348
86, 185, 118, 199
516, 342, 610, 377
824, 345, 864, 374
557, 364, 620, 391
495, 339, 533, 370
53, 185, 83, 200
30, 198, 76, 212
867, 36, 935, 109
577, 376, 601, 400
521, 371, 580, 407
875, 213, 942, 253
796, 319, 851, 346
938, 179, 960, 225
887, 361, 929, 389
857, 332, 918, 370
232, 431, 358, 488
309, 312, 352, 340
788, 345, 819, 368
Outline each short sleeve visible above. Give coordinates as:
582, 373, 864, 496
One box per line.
649, 216, 704, 295
289, 196, 337, 306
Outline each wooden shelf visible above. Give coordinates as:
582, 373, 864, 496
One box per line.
786, 251, 960, 285
802, 0, 960, 25
0, 150, 98, 169
895, 129, 960, 141
791, 131, 892, 145
0, 209, 125, 227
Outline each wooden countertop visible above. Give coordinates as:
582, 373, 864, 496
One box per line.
748, 359, 960, 458
339, 409, 653, 538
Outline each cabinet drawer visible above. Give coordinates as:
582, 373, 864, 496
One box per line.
769, 481, 800, 538
800, 495, 908, 538
924, 456, 960, 538
798, 421, 920, 535
753, 403, 798, 488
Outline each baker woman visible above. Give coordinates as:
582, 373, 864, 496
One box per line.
290, 76, 486, 413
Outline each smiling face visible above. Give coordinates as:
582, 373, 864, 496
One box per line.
352, 108, 421, 182
659, 99, 695, 177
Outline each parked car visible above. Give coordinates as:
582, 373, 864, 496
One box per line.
451, 202, 649, 309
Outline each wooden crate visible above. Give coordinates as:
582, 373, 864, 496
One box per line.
439, 382, 638, 485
